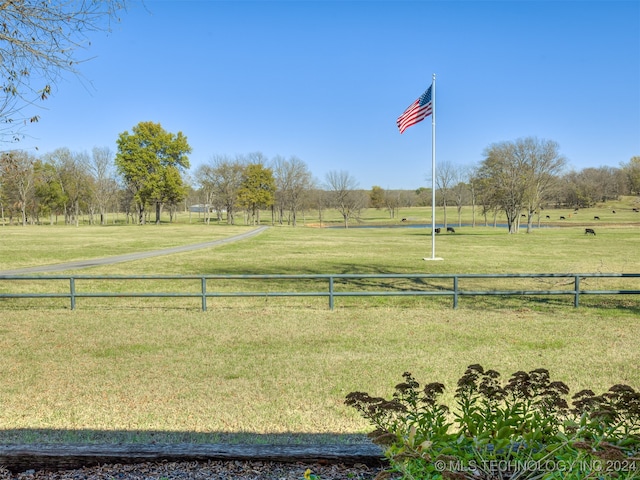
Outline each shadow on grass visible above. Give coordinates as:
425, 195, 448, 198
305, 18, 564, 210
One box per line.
0, 428, 372, 446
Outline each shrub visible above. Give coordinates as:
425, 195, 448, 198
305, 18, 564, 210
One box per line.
345, 365, 640, 479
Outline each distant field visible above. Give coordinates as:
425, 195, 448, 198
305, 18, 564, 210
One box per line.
0, 198, 638, 445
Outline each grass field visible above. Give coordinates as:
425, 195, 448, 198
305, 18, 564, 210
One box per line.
0, 200, 639, 445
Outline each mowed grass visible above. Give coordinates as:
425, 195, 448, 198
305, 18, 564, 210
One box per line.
0, 207, 639, 444
0, 224, 252, 270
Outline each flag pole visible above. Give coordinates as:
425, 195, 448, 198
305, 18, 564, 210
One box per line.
425, 73, 442, 261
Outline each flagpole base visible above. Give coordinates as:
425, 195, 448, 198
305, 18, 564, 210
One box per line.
423, 257, 444, 261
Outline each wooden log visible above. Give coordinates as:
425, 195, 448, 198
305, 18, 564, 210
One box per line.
0, 443, 386, 473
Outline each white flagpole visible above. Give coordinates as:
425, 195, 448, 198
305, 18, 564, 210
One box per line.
425, 73, 442, 261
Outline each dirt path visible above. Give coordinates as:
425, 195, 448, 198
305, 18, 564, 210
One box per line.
0, 226, 268, 275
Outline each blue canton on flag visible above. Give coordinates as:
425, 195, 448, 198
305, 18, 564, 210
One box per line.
397, 85, 433, 134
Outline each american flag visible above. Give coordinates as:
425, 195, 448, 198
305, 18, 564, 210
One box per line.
396, 85, 433, 134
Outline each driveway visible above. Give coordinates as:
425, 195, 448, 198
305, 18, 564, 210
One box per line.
0, 226, 268, 275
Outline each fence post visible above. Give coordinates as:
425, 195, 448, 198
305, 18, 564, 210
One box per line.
69, 277, 76, 310
329, 276, 334, 310
201, 277, 207, 312
453, 275, 459, 309
574, 275, 580, 307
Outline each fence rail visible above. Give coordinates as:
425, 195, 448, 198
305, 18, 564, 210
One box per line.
1, 273, 639, 310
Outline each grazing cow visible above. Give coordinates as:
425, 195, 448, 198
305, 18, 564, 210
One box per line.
612, 210, 616, 214
633, 208, 639, 212
594, 216, 600, 220
559, 216, 565, 220
447, 227, 456, 233
521, 214, 526, 218
401, 218, 407, 222
585, 228, 596, 235
545, 215, 550, 219
434, 227, 441, 234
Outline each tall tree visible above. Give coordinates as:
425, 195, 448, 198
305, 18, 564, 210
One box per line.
272, 156, 313, 226
0, 150, 35, 225
435, 160, 456, 229
479, 137, 565, 234
520, 138, 566, 233
451, 181, 469, 227
621, 156, 640, 196
196, 155, 245, 225
193, 164, 220, 224
325, 170, 362, 228
383, 189, 401, 219
89, 146, 118, 225
466, 167, 480, 227
0, 1, 127, 141
369, 186, 385, 209
33, 160, 65, 225
238, 163, 276, 225
115, 121, 191, 224
43, 148, 91, 226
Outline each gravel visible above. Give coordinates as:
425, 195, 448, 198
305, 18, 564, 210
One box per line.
0, 460, 389, 480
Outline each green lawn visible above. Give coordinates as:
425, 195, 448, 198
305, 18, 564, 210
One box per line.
0, 205, 638, 445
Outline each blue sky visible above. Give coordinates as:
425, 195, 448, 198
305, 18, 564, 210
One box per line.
13, 0, 640, 190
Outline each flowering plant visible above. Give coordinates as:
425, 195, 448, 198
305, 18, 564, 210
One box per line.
346, 365, 640, 479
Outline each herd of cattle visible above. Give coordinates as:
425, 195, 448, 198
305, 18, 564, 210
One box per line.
424, 208, 640, 235
402, 207, 639, 238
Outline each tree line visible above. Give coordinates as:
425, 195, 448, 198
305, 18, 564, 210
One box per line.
1, 122, 639, 232
1, 3, 638, 233
432, 139, 639, 233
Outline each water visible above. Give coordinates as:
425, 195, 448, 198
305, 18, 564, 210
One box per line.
328, 223, 550, 229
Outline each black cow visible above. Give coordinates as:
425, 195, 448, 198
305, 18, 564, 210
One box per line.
559, 216, 565, 220
434, 228, 441, 234
401, 218, 407, 222
447, 227, 455, 233
545, 215, 550, 219
633, 208, 639, 212
585, 228, 596, 235
594, 216, 600, 220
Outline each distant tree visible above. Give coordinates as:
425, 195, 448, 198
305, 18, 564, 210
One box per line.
621, 156, 640, 196
466, 167, 480, 227
308, 186, 328, 227
369, 186, 385, 209
196, 155, 245, 225
193, 164, 218, 224
0, 1, 127, 141
479, 137, 565, 234
435, 161, 456, 229
0, 150, 35, 225
519, 138, 566, 232
414, 187, 431, 207
451, 181, 469, 227
561, 166, 623, 208
33, 160, 65, 225
238, 163, 276, 225
44, 148, 92, 226
271, 155, 313, 226
88, 146, 118, 225
161, 164, 189, 222
115, 121, 191, 224
325, 170, 362, 228
474, 175, 499, 227
383, 189, 402, 219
